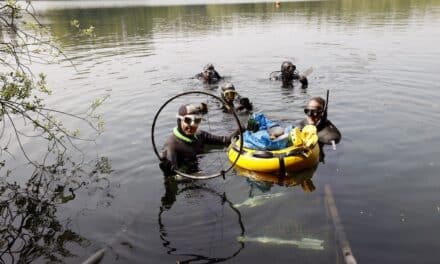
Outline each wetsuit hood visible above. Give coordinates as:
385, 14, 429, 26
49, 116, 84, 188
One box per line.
176, 103, 206, 139
202, 63, 219, 83
281, 61, 296, 75
221, 82, 236, 105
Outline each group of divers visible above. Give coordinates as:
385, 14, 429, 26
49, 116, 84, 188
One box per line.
158, 62, 341, 179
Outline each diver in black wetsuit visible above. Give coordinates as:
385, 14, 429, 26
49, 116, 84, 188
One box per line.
297, 97, 341, 162
159, 103, 237, 176
195, 63, 223, 84
269, 61, 308, 88
220, 82, 253, 113
297, 97, 341, 144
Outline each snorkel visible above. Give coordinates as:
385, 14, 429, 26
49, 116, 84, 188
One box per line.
322, 90, 329, 124
322, 89, 337, 149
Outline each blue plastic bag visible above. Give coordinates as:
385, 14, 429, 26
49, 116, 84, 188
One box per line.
243, 113, 292, 150
250, 113, 276, 130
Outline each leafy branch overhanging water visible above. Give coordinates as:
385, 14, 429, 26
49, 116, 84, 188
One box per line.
1, 1, 111, 263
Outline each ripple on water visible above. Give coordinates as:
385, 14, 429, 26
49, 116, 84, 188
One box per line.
11, 1, 440, 263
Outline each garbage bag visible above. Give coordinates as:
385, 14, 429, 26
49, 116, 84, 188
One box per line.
243, 113, 293, 150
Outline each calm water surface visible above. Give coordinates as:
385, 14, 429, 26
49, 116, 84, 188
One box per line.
3, 0, 440, 263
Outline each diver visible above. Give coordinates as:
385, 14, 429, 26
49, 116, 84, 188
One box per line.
220, 82, 253, 113
297, 96, 341, 162
159, 103, 238, 176
297, 96, 341, 145
269, 61, 308, 88
195, 63, 223, 84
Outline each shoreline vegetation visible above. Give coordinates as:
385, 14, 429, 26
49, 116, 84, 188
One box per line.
30, 0, 439, 12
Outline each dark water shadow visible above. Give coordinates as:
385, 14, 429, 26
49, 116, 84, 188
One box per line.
0, 155, 113, 264
234, 163, 318, 194
158, 178, 245, 263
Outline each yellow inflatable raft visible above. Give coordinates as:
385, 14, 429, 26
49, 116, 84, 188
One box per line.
228, 125, 320, 173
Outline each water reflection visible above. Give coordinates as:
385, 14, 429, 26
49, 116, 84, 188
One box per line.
236, 164, 317, 193
22, 0, 440, 263
0, 155, 113, 264
41, 0, 439, 48
158, 178, 245, 263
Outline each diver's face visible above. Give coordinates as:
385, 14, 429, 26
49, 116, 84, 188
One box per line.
304, 100, 324, 125
282, 65, 295, 76
179, 114, 201, 136
203, 69, 215, 80
223, 90, 236, 103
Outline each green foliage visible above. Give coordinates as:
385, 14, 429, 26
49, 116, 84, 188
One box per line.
1, 2, 111, 263
1, 71, 49, 107
0, 1, 102, 166
90, 95, 108, 111
0, 155, 113, 263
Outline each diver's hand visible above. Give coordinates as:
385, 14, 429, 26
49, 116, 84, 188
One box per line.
159, 159, 174, 176
199, 102, 208, 114
300, 76, 308, 88
238, 97, 253, 111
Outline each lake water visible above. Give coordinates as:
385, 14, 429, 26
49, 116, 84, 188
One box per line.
2, 0, 440, 263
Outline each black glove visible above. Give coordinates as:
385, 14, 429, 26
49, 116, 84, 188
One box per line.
159, 159, 174, 176
300, 77, 308, 88
199, 102, 208, 114
238, 97, 253, 111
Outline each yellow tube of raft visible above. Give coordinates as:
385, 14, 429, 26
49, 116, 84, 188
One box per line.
228, 142, 319, 173
227, 125, 320, 173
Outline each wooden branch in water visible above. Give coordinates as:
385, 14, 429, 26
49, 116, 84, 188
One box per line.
324, 184, 357, 264
81, 248, 106, 264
